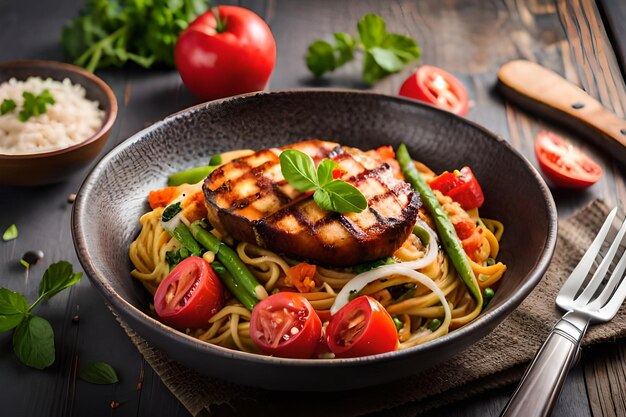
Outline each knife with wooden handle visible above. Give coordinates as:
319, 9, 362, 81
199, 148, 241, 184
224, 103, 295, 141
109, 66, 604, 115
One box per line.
497, 60, 626, 165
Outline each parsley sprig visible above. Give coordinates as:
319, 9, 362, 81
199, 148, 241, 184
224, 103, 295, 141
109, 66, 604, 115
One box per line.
279, 150, 368, 213
0, 90, 56, 122
0, 261, 82, 369
306, 14, 421, 84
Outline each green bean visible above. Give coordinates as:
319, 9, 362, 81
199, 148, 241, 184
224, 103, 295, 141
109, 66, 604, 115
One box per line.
427, 318, 442, 332
483, 287, 495, 306
212, 262, 257, 310
396, 144, 483, 304
189, 221, 268, 302
167, 165, 217, 186
170, 223, 202, 256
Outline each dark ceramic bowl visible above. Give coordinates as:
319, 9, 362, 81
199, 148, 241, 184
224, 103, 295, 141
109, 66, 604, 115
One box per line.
0, 60, 117, 186
72, 90, 557, 391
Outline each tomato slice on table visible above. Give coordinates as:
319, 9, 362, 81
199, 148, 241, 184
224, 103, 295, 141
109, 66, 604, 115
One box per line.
535, 131, 603, 189
250, 292, 322, 359
154, 257, 225, 330
399, 65, 469, 116
429, 166, 485, 210
326, 296, 398, 358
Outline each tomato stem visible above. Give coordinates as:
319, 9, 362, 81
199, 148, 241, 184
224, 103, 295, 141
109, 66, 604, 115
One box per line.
212, 7, 227, 33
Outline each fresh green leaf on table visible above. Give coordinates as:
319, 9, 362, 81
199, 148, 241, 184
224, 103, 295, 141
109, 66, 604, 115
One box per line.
2, 224, 18, 241
79, 362, 119, 384
305, 13, 420, 84
0, 289, 29, 332
13, 315, 55, 370
279, 150, 367, 213
38, 261, 83, 301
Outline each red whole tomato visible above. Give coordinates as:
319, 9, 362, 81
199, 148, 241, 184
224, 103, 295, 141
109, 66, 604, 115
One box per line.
175, 6, 276, 101
326, 296, 398, 358
429, 166, 484, 210
250, 292, 322, 359
154, 257, 225, 330
535, 131, 603, 189
399, 65, 469, 116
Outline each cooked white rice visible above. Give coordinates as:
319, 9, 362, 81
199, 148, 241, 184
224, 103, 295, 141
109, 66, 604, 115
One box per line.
0, 77, 105, 155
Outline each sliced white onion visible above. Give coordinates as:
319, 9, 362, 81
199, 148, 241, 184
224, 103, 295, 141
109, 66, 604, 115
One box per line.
330, 265, 451, 328
395, 219, 439, 271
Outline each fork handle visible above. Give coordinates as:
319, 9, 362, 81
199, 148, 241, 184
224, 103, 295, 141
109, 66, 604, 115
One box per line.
500, 312, 589, 417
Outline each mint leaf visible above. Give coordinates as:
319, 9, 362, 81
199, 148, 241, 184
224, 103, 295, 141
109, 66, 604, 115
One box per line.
38, 261, 82, 301
313, 188, 333, 211
0, 288, 29, 315
279, 150, 319, 192
13, 315, 55, 369
2, 224, 18, 241
1, 99, 16, 115
382, 34, 421, 63
317, 159, 337, 187
80, 362, 119, 384
357, 14, 387, 48
363, 51, 389, 84
320, 180, 368, 213
333, 32, 356, 66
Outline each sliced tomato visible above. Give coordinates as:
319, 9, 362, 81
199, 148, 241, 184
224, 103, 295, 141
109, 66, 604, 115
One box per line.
154, 257, 225, 330
429, 167, 484, 210
326, 296, 398, 358
535, 131, 602, 188
250, 292, 322, 359
399, 66, 469, 116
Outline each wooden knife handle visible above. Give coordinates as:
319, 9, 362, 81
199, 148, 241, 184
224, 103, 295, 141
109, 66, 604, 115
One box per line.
498, 60, 626, 164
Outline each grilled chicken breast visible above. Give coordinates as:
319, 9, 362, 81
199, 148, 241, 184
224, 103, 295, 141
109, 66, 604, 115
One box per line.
203, 140, 420, 267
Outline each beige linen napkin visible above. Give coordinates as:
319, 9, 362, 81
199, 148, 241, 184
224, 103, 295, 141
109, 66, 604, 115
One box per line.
118, 199, 626, 416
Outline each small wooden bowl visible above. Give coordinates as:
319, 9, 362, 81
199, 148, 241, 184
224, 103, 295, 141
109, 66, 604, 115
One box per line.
0, 60, 117, 186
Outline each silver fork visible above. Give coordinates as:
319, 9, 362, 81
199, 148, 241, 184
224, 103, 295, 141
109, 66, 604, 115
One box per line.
501, 207, 626, 417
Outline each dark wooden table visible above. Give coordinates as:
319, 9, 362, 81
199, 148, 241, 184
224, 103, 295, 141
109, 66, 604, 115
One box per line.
1, 1, 625, 416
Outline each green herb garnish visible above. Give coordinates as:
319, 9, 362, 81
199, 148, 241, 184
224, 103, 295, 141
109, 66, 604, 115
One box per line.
2, 224, 18, 241
279, 150, 367, 213
393, 316, 404, 331
306, 14, 420, 84
353, 257, 396, 274
62, 0, 208, 72
1, 99, 17, 115
18, 90, 55, 122
79, 362, 119, 385
427, 318, 442, 332
348, 289, 359, 301
0, 261, 82, 369
161, 202, 182, 223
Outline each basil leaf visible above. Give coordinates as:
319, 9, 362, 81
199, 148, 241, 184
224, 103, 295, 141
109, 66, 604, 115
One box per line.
317, 159, 337, 187
2, 224, 18, 241
13, 315, 55, 369
1, 99, 16, 115
79, 362, 119, 384
38, 261, 82, 300
0, 314, 25, 333
306, 40, 337, 77
0, 288, 29, 315
381, 34, 421, 63
362, 50, 389, 85
162, 202, 182, 222
333, 32, 356, 66
369, 46, 404, 72
320, 180, 368, 213
312, 188, 333, 212
357, 14, 387, 48
279, 149, 319, 192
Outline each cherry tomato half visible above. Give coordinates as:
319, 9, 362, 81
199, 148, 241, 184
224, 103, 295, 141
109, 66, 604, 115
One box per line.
175, 6, 276, 101
399, 66, 469, 116
250, 292, 322, 359
535, 131, 603, 189
326, 296, 398, 358
429, 166, 484, 210
154, 257, 225, 330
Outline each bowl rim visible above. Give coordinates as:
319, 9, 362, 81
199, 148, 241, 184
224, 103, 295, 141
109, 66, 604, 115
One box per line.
0, 59, 118, 159
72, 88, 558, 368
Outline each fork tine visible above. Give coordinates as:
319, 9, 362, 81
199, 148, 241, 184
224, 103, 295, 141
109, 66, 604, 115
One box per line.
559, 207, 618, 296
596, 250, 626, 321
574, 216, 626, 306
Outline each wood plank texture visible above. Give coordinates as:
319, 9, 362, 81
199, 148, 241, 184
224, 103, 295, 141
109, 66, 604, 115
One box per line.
0, 0, 624, 416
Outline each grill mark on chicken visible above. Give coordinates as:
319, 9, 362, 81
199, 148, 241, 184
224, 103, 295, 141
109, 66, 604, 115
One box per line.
204, 140, 420, 267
